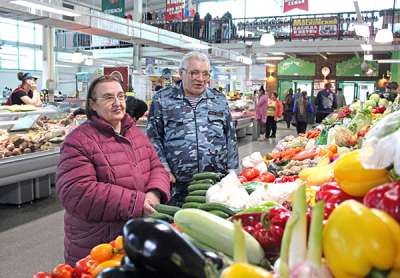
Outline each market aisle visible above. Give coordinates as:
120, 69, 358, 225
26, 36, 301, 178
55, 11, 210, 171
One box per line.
0, 123, 297, 277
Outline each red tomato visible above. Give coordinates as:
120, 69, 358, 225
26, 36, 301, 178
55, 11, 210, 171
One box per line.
80, 275, 92, 278
240, 167, 259, 180
259, 172, 275, 183
52, 264, 74, 278
238, 175, 248, 183
75, 257, 98, 274
33, 272, 53, 278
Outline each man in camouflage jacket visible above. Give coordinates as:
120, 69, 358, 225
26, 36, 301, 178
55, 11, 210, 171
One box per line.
147, 51, 239, 206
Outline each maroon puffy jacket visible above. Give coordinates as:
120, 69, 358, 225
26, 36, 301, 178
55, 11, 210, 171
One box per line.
56, 115, 170, 265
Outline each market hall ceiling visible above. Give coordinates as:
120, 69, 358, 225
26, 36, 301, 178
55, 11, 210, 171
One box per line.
0, 0, 252, 65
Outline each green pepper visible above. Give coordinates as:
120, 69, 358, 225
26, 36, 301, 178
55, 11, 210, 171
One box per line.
239, 201, 279, 214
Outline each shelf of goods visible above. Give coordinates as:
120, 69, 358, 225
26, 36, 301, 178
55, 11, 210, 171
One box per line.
0, 106, 78, 205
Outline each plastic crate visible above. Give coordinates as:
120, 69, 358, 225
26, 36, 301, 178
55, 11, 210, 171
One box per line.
34, 175, 51, 199
0, 180, 34, 205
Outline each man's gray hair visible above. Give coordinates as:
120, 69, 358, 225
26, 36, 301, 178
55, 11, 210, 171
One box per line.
179, 51, 210, 70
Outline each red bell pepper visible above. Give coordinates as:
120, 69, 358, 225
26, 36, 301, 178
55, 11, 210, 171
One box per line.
364, 182, 400, 223
315, 182, 359, 219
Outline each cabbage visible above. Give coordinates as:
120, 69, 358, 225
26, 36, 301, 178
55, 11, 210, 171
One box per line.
369, 93, 380, 103
378, 98, 389, 108
365, 99, 377, 108
350, 101, 361, 112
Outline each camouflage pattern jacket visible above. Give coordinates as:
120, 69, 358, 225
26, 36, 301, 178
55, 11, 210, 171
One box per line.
147, 84, 239, 183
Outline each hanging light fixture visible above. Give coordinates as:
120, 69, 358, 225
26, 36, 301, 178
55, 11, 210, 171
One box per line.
260, 33, 275, 46
71, 49, 84, 63
375, 29, 393, 43
84, 57, 93, 66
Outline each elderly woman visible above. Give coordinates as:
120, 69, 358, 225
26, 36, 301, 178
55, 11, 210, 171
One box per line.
56, 75, 170, 265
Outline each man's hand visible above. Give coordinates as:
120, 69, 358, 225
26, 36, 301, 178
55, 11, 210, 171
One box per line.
169, 173, 176, 184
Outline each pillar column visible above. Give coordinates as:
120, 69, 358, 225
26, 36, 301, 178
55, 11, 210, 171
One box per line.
42, 26, 56, 102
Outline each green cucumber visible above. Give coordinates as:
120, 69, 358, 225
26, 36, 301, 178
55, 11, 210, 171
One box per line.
188, 190, 208, 196
155, 204, 180, 216
188, 183, 212, 192
208, 210, 230, 219
182, 202, 202, 209
184, 196, 206, 203
245, 187, 256, 194
192, 172, 220, 181
189, 179, 215, 185
174, 209, 265, 266
199, 202, 238, 216
150, 212, 174, 223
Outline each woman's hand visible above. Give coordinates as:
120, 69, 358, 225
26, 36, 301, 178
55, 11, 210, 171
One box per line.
142, 191, 161, 216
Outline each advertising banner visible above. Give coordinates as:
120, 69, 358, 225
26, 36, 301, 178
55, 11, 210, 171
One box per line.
283, 0, 308, 13
104, 67, 129, 92
291, 17, 339, 39
102, 0, 125, 18
165, 1, 185, 21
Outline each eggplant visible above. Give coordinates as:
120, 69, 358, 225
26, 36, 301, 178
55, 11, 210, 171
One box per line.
198, 249, 224, 270
120, 256, 136, 272
123, 218, 219, 278
96, 266, 167, 278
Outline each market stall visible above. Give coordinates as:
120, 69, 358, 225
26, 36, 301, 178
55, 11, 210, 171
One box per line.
32, 91, 400, 277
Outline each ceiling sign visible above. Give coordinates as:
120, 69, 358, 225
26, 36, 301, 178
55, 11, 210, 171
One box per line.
283, 0, 308, 13
291, 17, 339, 39
165, 1, 185, 21
102, 0, 125, 18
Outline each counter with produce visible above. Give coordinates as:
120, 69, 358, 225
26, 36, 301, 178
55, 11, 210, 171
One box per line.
33, 93, 400, 278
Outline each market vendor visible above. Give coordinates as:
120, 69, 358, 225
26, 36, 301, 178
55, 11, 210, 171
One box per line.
56, 75, 170, 265
147, 51, 239, 206
6, 72, 42, 106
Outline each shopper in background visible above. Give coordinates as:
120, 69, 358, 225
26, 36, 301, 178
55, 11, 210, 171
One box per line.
293, 90, 314, 134
265, 92, 283, 139
255, 86, 268, 141
147, 51, 239, 206
6, 72, 42, 106
336, 87, 347, 108
284, 88, 294, 128
56, 75, 170, 265
126, 96, 148, 121
315, 82, 337, 123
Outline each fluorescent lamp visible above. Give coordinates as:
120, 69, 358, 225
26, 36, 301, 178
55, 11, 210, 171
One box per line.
361, 44, 372, 51
265, 63, 276, 67
56, 64, 73, 68
375, 29, 393, 43
11, 0, 81, 17
266, 56, 284, 61
354, 24, 370, 38
376, 59, 400, 63
269, 52, 286, 55
260, 33, 275, 46
364, 54, 373, 61
256, 56, 269, 60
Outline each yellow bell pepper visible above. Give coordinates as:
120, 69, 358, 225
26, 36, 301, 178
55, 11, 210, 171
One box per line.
220, 262, 273, 278
299, 164, 334, 186
323, 200, 400, 278
333, 150, 390, 197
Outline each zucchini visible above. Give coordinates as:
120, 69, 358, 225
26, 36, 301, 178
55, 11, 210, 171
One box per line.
188, 183, 212, 192
189, 179, 215, 185
150, 212, 174, 223
192, 172, 220, 181
184, 196, 206, 203
188, 190, 208, 196
174, 209, 265, 265
182, 202, 202, 209
155, 204, 180, 216
208, 210, 229, 219
199, 202, 238, 216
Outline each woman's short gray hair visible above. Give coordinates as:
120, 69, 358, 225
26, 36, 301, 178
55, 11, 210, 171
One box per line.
179, 51, 210, 70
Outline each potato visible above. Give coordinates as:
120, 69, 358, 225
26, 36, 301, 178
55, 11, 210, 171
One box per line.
23, 148, 32, 153
12, 148, 21, 156
19, 141, 28, 150
4, 151, 12, 157
7, 144, 15, 151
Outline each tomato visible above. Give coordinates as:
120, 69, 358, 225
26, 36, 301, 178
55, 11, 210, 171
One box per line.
238, 175, 248, 183
258, 172, 275, 183
52, 264, 74, 278
327, 144, 338, 154
90, 243, 114, 263
113, 235, 123, 251
90, 260, 121, 276
75, 256, 98, 274
33, 272, 53, 278
240, 167, 259, 180
80, 275, 92, 278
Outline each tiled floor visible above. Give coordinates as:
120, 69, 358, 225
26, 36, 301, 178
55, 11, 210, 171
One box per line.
0, 123, 297, 277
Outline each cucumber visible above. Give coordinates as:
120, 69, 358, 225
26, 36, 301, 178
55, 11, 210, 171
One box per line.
188, 183, 212, 192
184, 196, 206, 203
192, 172, 221, 181
182, 202, 202, 209
208, 210, 230, 219
245, 187, 256, 194
188, 190, 208, 196
150, 212, 174, 223
174, 209, 265, 266
199, 202, 238, 216
189, 179, 215, 185
155, 204, 180, 216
